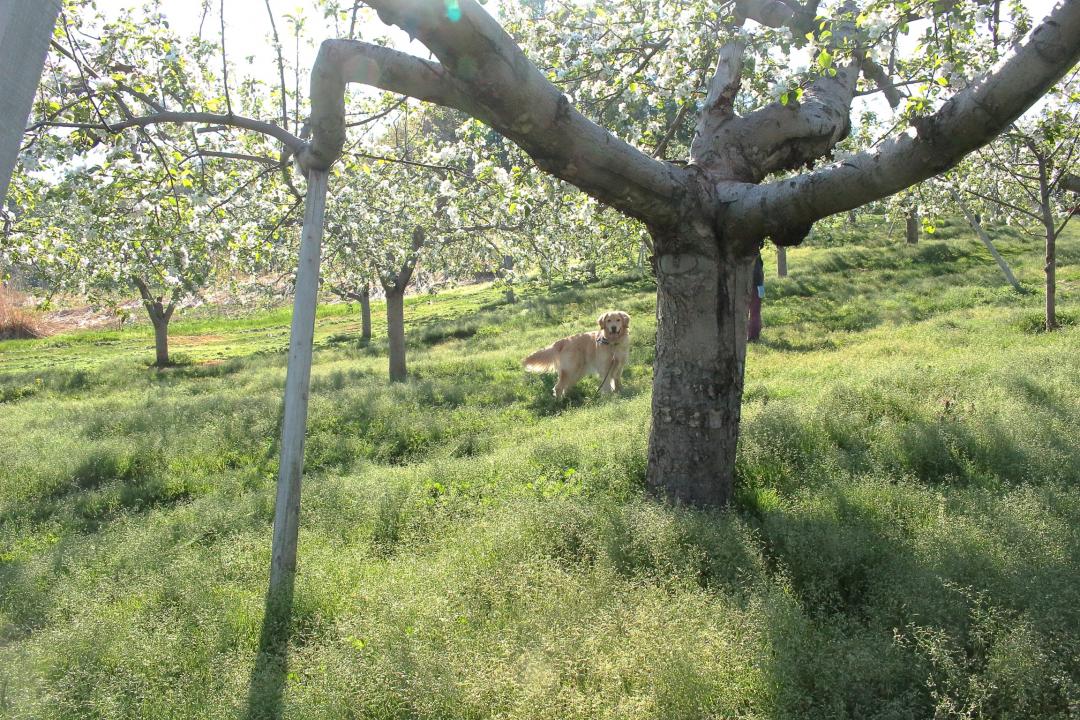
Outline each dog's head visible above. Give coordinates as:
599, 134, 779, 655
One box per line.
598, 311, 630, 341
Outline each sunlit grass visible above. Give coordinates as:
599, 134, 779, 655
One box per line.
1, 220, 1078, 718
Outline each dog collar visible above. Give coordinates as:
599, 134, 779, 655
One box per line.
597, 336, 610, 345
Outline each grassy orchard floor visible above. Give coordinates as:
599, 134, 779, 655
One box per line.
1, 219, 1078, 719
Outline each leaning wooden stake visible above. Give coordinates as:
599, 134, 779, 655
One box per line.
269, 168, 329, 597
949, 189, 1023, 293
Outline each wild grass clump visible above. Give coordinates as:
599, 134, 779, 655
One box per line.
0, 286, 48, 340
1, 224, 1078, 718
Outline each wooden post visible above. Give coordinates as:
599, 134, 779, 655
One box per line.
0, 1, 61, 200
268, 168, 328, 596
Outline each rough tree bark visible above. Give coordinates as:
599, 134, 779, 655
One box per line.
297, 0, 1080, 505
776, 246, 788, 278
133, 277, 176, 367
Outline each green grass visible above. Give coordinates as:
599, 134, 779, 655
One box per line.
1, 222, 1078, 719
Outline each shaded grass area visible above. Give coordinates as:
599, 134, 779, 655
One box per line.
1, 225, 1079, 719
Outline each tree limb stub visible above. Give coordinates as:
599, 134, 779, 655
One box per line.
691, 37, 747, 170
726, 0, 1080, 244
305, 0, 688, 226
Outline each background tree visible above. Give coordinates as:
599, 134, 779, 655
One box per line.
322, 104, 498, 380
4, 140, 286, 365
960, 92, 1079, 330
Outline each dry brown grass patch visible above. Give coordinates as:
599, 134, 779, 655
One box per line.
0, 286, 50, 340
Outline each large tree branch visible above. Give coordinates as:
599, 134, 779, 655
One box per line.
690, 37, 747, 169
700, 60, 860, 181
302, 39, 477, 171
724, 0, 1080, 243
305, 0, 688, 226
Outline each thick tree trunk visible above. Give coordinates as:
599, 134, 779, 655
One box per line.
152, 315, 170, 367
776, 245, 788, 278
646, 219, 755, 506
385, 288, 407, 381
358, 285, 372, 341
906, 208, 919, 244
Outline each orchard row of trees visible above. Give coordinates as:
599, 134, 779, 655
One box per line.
2, 1, 650, 374
1, 0, 1077, 505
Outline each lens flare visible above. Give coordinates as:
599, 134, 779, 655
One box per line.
445, 0, 462, 22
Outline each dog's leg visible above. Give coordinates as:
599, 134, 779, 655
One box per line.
614, 359, 627, 392
554, 370, 570, 399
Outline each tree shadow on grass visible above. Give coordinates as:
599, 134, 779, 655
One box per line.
244, 574, 295, 720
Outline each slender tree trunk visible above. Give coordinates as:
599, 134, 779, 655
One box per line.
776, 245, 788, 278
949, 189, 1022, 293
385, 287, 407, 381
1038, 157, 1057, 331
358, 285, 372, 341
847, 209, 858, 226
906, 208, 919, 244
133, 277, 175, 367
646, 220, 755, 506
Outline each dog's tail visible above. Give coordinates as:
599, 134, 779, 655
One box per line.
523, 344, 558, 372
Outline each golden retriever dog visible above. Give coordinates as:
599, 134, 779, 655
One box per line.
524, 311, 630, 398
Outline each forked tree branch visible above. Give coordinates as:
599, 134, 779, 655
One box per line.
690, 36, 747, 169
725, 0, 1080, 243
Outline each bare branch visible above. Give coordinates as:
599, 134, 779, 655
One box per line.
264, 0, 289, 132
188, 150, 281, 166
345, 97, 407, 128
652, 101, 692, 160
34, 111, 305, 152
219, 0, 233, 116
859, 58, 903, 108
961, 186, 1043, 223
